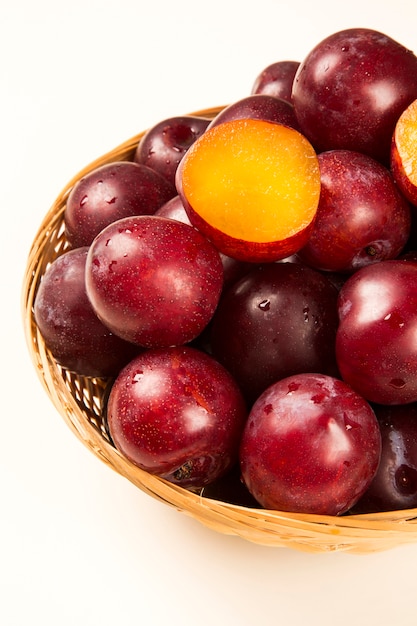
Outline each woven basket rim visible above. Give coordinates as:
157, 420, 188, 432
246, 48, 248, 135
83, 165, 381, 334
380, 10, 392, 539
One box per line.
21, 106, 417, 554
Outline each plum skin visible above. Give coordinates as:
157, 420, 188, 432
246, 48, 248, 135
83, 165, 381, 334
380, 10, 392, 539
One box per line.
251, 60, 300, 103
336, 260, 417, 405
134, 115, 211, 187
64, 161, 175, 248
239, 373, 382, 515
207, 94, 300, 132
106, 346, 248, 488
292, 28, 417, 163
353, 404, 417, 513
177, 190, 316, 263
298, 150, 411, 273
85, 215, 224, 348
210, 262, 340, 405
34, 247, 139, 377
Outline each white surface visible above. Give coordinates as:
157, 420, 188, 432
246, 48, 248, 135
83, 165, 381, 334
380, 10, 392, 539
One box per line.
3, 2, 417, 625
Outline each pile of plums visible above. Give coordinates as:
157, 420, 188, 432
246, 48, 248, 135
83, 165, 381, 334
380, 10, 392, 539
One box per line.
34, 27, 417, 517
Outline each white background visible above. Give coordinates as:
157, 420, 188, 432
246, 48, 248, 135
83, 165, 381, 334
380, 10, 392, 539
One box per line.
3, 1, 417, 624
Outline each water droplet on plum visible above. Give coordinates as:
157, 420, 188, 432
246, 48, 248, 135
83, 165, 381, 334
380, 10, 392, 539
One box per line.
287, 381, 300, 393
311, 392, 326, 404
258, 299, 271, 311
395, 464, 417, 495
390, 378, 406, 389
343, 412, 360, 430
132, 371, 144, 383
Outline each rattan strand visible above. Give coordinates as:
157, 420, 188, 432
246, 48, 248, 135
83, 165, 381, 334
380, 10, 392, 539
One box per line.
21, 107, 417, 554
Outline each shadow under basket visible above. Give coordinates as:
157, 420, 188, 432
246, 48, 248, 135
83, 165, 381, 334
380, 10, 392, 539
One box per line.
21, 106, 417, 554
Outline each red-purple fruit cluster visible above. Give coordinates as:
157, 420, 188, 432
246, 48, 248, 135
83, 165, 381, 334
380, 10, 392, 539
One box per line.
34, 27, 417, 517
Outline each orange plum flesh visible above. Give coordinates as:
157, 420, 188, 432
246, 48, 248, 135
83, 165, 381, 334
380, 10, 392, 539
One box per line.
391, 98, 417, 206
177, 118, 321, 263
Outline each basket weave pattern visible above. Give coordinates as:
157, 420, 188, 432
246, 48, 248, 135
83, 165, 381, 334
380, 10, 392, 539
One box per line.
22, 107, 417, 554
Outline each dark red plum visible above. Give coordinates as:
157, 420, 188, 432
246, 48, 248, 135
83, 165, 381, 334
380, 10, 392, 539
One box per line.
85, 215, 224, 348
336, 260, 417, 405
207, 94, 299, 131
251, 60, 300, 103
34, 247, 139, 377
239, 373, 381, 515
298, 150, 411, 273
210, 262, 339, 404
134, 115, 211, 187
292, 28, 417, 163
64, 161, 175, 248
106, 346, 248, 489
353, 403, 417, 513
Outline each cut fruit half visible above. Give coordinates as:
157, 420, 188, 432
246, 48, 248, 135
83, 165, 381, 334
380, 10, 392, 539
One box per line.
176, 118, 321, 262
391, 99, 417, 206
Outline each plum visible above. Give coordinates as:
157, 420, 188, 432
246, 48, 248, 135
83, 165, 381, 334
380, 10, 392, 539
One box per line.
353, 403, 417, 513
134, 115, 211, 187
298, 150, 411, 273
207, 94, 299, 131
210, 262, 339, 404
292, 28, 417, 163
336, 260, 417, 405
34, 247, 139, 377
106, 346, 248, 489
64, 161, 175, 248
251, 60, 300, 103
85, 215, 224, 348
176, 118, 321, 263
239, 373, 381, 515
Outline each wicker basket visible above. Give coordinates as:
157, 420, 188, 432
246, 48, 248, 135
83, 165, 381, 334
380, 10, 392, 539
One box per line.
22, 106, 417, 554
